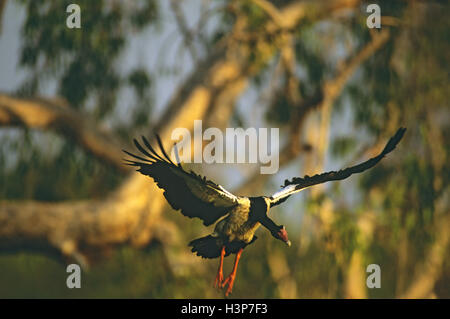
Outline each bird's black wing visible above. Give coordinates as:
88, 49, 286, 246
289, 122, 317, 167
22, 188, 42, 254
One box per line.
123, 135, 240, 226
269, 127, 406, 207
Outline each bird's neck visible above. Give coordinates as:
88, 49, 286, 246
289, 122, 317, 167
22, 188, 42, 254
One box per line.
248, 197, 269, 215
249, 197, 278, 233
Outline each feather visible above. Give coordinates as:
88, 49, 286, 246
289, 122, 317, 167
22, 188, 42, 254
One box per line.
123, 134, 239, 226
270, 127, 406, 207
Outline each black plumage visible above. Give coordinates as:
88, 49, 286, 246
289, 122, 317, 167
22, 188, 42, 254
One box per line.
123, 127, 406, 295
124, 135, 238, 226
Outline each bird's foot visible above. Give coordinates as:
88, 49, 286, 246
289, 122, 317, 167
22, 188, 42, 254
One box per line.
214, 270, 223, 288
221, 273, 236, 296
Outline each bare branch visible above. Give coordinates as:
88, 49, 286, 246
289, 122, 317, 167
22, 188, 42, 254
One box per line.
0, 93, 128, 173
0, 176, 166, 266
309, 29, 390, 192
170, 0, 198, 63
250, 0, 284, 27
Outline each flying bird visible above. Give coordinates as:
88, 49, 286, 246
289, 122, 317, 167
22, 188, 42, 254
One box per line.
123, 127, 406, 296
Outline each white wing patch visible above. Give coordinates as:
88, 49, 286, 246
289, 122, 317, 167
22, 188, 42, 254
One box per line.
170, 167, 239, 207
271, 184, 298, 200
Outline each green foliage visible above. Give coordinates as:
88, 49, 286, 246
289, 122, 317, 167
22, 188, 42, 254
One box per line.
331, 136, 357, 158
0, 130, 122, 201
2, 0, 160, 203
18, 0, 158, 120
265, 90, 292, 124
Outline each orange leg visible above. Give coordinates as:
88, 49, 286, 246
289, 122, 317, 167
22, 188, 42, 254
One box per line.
221, 248, 243, 296
214, 246, 226, 288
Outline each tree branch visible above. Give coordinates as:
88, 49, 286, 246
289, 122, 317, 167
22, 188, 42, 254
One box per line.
0, 94, 128, 173
236, 30, 390, 196
170, 0, 198, 63
0, 177, 170, 266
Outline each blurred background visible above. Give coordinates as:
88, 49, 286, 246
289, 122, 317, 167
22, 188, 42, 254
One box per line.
0, 0, 448, 298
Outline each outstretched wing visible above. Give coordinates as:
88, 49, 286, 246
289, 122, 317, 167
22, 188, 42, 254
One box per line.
269, 127, 406, 207
123, 135, 240, 226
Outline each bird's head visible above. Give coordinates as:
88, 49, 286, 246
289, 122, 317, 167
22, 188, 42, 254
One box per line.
273, 225, 291, 247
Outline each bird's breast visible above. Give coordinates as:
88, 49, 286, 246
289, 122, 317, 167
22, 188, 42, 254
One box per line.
215, 198, 262, 243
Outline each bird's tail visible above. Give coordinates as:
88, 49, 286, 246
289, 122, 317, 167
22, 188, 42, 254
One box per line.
189, 235, 222, 259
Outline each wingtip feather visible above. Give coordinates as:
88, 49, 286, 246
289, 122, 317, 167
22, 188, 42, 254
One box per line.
382, 127, 406, 155
141, 135, 165, 161
154, 133, 175, 164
